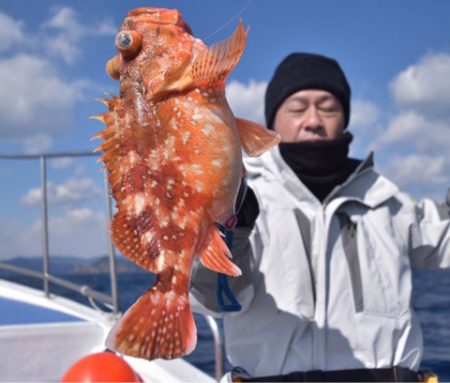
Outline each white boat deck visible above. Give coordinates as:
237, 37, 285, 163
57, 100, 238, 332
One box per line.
0, 279, 214, 382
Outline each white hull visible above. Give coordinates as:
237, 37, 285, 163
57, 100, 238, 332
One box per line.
0, 279, 213, 382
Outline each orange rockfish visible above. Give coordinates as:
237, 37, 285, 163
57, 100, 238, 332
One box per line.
92, 7, 279, 361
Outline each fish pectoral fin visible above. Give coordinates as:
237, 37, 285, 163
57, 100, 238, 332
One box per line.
111, 210, 165, 273
235, 117, 281, 157
198, 228, 242, 277
191, 19, 249, 88
106, 288, 196, 360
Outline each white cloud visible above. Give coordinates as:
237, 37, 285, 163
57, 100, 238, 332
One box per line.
370, 52, 450, 200
381, 154, 448, 199
390, 52, 450, 118
21, 177, 102, 206
46, 208, 108, 257
41, 6, 116, 64
0, 54, 84, 140
51, 158, 74, 169
42, 6, 85, 39
1, 207, 108, 259
226, 80, 267, 124
96, 19, 117, 36
376, 110, 450, 153
349, 99, 380, 128
43, 35, 81, 65
23, 133, 53, 154
0, 11, 25, 52
0, 9, 111, 151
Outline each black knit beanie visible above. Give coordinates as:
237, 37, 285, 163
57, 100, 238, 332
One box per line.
265, 53, 351, 129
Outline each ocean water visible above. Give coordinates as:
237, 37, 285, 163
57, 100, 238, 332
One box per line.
4, 268, 450, 380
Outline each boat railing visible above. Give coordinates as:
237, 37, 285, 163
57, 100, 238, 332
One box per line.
0, 151, 119, 314
0, 151, 225, 381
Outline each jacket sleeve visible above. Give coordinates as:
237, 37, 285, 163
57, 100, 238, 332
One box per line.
189, 187, 259, 317
408, 188, 450, 268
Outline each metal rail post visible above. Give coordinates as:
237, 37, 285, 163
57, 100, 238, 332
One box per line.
205, 315, 223, 381
104, 171, 119, 314
40, 155, 50, 297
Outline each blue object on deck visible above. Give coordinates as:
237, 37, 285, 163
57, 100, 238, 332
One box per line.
217, 230, 242, 312
0, 297, 83, 325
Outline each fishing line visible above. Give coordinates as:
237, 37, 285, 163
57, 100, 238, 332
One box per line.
203, 0, 254, 42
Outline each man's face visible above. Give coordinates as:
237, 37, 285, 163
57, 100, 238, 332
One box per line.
273, 89, 345, 142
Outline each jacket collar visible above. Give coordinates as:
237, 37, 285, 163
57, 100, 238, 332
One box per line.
244, 147, 399, 209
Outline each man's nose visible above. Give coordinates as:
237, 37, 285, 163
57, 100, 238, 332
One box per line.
303, 107, 323, 129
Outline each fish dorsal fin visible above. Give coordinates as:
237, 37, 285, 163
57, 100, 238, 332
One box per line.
235, 117, 281, 157
192, 19, 249, 88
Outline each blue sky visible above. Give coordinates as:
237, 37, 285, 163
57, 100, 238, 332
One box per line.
0, 0, 449, 259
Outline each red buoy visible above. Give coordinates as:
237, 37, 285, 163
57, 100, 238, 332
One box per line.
61, 352, 143, 382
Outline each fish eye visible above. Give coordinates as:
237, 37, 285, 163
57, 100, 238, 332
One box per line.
115, 30, 142, 59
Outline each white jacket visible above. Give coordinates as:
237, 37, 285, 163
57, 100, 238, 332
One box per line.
190, 147, 450, 377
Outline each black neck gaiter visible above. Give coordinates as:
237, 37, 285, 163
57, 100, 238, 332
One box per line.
279, 132, 360, 201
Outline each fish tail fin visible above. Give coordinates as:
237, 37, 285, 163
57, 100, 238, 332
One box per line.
106, 284, 196, 360
198, 226, 242, 277
192, 19, 249, 88
235, 117, 281, 157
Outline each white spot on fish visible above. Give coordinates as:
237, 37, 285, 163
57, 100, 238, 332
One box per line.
212, 159, 222, 167
157, 256, 165, 270
151, 293, 161, 304
163, 150, 170, 160
126, 151, 140, 165
169, 118, 178, 130
164, 136, 175, 147
195, 181, 203, 192
192, 107, 203, 121
181, 131, 191, 144
178, 217, 188, 230
134, 193, 147, 215
143, 231, 154, 243
202, 123, 215, 136
160, 216, 169, 227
